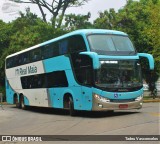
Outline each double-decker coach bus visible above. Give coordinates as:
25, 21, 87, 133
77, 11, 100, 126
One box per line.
5, 29, 154, 115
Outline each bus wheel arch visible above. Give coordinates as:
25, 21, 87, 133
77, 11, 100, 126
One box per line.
63, 93, 76, 116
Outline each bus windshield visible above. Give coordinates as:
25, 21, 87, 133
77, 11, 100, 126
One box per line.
88, 34, 135, 55
95, 60, 142, 91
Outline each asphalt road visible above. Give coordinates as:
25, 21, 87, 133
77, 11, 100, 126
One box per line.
0, 103, 159, 144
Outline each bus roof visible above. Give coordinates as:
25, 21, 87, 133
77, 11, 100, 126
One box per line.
6, 29, 127, 59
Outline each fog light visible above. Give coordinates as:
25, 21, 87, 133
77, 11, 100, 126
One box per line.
98, 103, 103, 108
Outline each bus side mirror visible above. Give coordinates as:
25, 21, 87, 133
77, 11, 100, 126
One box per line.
80, 52, 100, 69
138, 53, 154, 70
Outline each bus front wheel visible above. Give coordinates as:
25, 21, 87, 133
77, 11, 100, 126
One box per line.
69, 97, 75, 116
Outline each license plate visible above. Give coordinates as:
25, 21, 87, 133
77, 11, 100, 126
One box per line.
119, 104, 128, 109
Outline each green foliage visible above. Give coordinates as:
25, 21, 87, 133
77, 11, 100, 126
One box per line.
94, 9, 117, 29
64, 12, 93, 31
0, 21, 12, 55
0, 21, 13, 88
0, 9, 67, 88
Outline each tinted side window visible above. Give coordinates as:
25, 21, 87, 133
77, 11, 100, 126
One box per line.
58, 39, 68, 55
71, 54, 93, 86
30, 48, 41, 62
22, 52, 30, 64
69, 35, 86, 53
21, 71, 68, 89
6, 56, 17, 68
47, 71, 68, 88
6, 35, 86, 69
41, 42, 60, 59
14, 56, 19, 67
21, 74, 46, 89
6, 58, 12, 69
42, 45, 53, 59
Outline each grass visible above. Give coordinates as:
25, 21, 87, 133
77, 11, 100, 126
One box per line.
143, 96, 153, 100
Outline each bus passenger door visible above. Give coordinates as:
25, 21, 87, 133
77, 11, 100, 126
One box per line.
52, 88, 63, 108
48, 88, 63, 108
80, 65, 93, 110
81, 86, 92, 110
70, 53, 94, 110
78, 63, 93, 110
47, 88, 63, 108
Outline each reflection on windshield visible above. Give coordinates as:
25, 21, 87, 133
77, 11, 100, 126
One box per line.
88, 34, 135, 55
95, 60, 142, 90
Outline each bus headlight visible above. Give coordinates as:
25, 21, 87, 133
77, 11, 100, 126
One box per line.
93, 93, 110, 103
135, 94, 143, 101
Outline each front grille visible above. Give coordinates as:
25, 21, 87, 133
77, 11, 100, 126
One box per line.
110, 99, 135, 103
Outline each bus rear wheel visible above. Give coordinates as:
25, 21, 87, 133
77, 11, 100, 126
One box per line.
20, 95, 26, 110
68, 97, 75, 116
14, 95, 20, 108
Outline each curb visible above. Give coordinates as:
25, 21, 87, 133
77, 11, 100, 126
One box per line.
143, 99, 160, 103
0, 102, 12, 105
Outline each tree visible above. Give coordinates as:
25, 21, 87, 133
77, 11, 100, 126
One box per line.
10, 0, 90, 29
0, 9, 67, 91
94, 8, 117, 29
0, 20, 12, 56
0, 20, 13, 89
64, 12, 92, 30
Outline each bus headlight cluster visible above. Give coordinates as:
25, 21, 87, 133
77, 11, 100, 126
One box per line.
135, 94, 143, 101
93, 93, 110, 103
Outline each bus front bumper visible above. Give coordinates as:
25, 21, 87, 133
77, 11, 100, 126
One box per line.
92, 95, 143, 111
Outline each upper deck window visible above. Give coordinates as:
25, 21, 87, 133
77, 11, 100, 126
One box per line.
88, 34, 136, 55
6, 35, 87, 69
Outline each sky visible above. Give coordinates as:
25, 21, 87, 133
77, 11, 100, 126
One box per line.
0, 0, 127, 23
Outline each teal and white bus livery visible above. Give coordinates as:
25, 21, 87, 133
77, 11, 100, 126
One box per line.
5, 29, 154, 115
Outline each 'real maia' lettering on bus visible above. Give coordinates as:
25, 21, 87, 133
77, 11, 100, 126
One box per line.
15, 65, 37, 76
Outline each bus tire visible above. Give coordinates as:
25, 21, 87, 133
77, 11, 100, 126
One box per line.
14, 94, 20, 108
20, 95, 26, 110
107, 110, 114, 114
16, 101, 21, 108
69, 97, 75, 116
